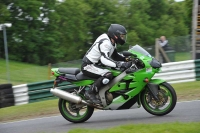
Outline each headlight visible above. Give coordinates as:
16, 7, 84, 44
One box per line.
150, 58, 162, 68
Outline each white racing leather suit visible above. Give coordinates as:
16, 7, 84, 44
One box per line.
82, 33, 125, 77
81, 33, 126, 93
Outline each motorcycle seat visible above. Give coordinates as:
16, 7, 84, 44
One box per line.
58, 68, 80, 75
76, 72, 96, 80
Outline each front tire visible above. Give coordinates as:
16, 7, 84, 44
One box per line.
58, 95, 94, 123
141, 82, 177, 116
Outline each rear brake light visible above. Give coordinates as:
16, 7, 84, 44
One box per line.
51, 71, 54, 75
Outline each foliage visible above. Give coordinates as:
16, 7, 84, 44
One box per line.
53, 0, 91, 61
0, 0, 60, 65
0, 0, 191, 65
184, 0, 193, 33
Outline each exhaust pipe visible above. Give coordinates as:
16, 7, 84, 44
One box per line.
50, 88, 88, 105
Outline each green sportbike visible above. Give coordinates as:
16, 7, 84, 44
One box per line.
50, 45, 177, 123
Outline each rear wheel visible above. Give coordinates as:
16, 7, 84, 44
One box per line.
141, 82, 177, 116
58, 92, 94, 123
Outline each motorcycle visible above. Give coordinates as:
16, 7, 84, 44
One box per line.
50, 44, 177, 123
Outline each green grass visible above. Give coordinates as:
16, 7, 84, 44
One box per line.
0, 58, 81, 85
175, 52, 191, 61
0, 58, 51, 85
172, 81, 200, 101
68, 122, 200, 133
0, 99, 59, 122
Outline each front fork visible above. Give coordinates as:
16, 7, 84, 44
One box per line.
134, 81, 165, 108
140, 79, 166, 101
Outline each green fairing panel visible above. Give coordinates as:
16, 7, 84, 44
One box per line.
109, 69, 121, 77
150, 79, 166, 84
109, 83, 146, 105
109, 82, 137, 92
109, 68, 155, 92
51, 68, 61, 76
108, 91, 133, 105
109, 79, 165, 105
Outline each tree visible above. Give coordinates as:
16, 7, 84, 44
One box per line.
0, 0, 61, 65
184, 0, 193, 33
0, 0, 191, 65
48, 0, 92, 61
126, 0, 188, 47
126, 0, 153, 46
82, 0, 129, 51
0, 0, 11, 58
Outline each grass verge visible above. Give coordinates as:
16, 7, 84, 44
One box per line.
0, 99, 59, 123
175, 52, 191, 61
171, 81, 200, 101
68, 122, 200, 133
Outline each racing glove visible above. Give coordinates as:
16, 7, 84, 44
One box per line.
125, 57, 134, 62
116, 61, 132, 69
134, 58, 145, 68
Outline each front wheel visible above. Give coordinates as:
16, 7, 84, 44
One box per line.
58, 94, 94, 123
141, 82, 177, 116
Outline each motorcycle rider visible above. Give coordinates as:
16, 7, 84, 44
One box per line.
81, 24, 132, 104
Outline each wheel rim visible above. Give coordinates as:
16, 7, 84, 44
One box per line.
143, 84, 173, 113
61, 100, 89, 120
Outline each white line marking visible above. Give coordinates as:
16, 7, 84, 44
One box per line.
0, 115, 60, 125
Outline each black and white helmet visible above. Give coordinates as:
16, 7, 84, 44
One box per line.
108, 24, 127, 45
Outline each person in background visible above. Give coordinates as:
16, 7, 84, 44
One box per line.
159, 36, 169, 51
159, 36, 174, 63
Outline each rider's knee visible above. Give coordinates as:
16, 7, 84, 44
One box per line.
103, 72, 113, 80
102, 72, 113, 85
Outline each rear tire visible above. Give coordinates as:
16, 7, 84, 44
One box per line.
141, 82, 177, 116
58, 93, 94, 123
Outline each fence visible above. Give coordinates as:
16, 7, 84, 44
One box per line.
0, 59, 200, 109
0, 81, 78, 108
154, 59, 200, 83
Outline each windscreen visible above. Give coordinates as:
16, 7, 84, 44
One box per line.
129, 45, 151, 57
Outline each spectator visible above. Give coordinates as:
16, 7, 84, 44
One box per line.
159, 36, 174, 63
159, 36, 174, 51
159, 36, 169, 51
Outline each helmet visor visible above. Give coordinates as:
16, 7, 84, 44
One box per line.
120, 34, 127, 42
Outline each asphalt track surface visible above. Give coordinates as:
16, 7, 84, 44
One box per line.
0, 100, 200, 133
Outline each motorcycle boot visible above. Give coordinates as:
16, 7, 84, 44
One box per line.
85, 84, 101, 104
